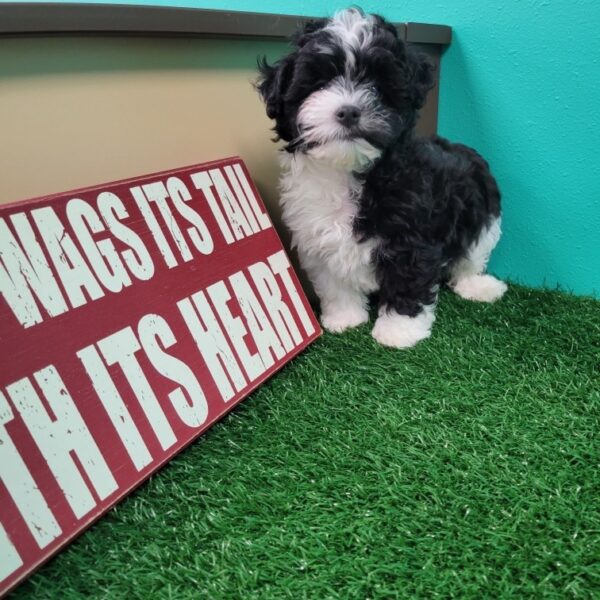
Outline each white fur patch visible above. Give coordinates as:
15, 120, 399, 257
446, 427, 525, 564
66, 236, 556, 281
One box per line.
325, 8, 376, 69
305, 138, 381, 171
450, 217, 507, 302
453, 274, 507, 302
321, 305, 369, 333
371, 305, 436, 349
297, 78, 385, 167
451, 218, 502, 280
279, 152, 378, 326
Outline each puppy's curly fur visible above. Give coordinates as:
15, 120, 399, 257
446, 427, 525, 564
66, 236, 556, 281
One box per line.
257, 8, 507, 348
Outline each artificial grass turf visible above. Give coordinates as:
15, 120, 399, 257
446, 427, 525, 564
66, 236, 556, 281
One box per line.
10, 285, 599, 599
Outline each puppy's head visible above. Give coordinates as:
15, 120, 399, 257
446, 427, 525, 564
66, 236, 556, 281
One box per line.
257, 7, 433, 171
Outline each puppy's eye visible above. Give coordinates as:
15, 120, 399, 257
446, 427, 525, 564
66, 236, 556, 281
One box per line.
367, 84, 379, 96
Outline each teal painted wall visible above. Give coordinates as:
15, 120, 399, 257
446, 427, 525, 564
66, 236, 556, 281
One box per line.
4, 1, 599, 297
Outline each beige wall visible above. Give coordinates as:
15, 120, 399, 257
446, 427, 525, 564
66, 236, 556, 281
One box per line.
0, 35, 440, 296
0, 36, 284, 204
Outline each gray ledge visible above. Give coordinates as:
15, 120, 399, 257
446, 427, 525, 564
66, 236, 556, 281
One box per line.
0, 3, 451, 44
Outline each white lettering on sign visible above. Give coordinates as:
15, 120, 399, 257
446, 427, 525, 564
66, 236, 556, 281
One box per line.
190, 166, 271, 245
66, 199, 133, 294
177, 250, 313, 402
0, 391, 62, 548
97, 192, 155, 282
208, 168, 254, 241
0, 524, 23, 582
229, 269, 285, 370
231, 164, 272, 231
166, 177, 214, 256
6, 367, 118, 519
190, 170, 234, 244
268, 250, 315, 337
178, 291, 246, 403
248, 261, 300, 351
144, 181, 194, 262
96, 328, 177, 451
223, 166, 260, 234
130, 185, 178, 269
78, 314, 210, 470
130, 177, 214, 269
207, 280, 266, 382
76, 345, 153, 472
0, 214, 69, 328
0, 163, 276, 332
31, 207, 106, 309
146, 180, 196, 263
0, 197, 158, 329
137, 314, 208, 428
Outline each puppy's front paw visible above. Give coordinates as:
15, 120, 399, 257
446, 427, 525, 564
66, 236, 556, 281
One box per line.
453, 274, 508, 302
371, 311, 432, 349
321, 307, 369, 333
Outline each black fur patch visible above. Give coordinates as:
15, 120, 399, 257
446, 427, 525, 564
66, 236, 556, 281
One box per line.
356, 135, 500, 316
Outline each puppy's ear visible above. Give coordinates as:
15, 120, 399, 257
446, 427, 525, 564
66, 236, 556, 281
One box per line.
256, 54, 295, 121
293, 18, 327, 47
409, 50, 435, 109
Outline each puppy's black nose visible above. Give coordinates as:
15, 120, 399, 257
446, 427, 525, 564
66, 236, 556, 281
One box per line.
336, 105, 361, 127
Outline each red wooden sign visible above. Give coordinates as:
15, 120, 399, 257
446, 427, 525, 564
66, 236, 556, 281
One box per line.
0, 157, 321, 595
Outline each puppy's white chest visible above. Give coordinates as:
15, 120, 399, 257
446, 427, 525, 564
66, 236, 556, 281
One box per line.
279, 156, 378, 292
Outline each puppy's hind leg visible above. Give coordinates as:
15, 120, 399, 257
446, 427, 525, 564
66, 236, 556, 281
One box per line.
453, 273, 507, 303
450, 218, 507, 303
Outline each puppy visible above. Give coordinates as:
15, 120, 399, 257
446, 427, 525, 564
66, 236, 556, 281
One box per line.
257, 7, 507, 348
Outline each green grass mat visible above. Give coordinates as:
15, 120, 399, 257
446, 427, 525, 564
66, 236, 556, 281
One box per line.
11, 285, 600, 599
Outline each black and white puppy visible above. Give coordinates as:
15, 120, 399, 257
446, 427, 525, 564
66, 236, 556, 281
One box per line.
257, 8, 507, 348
